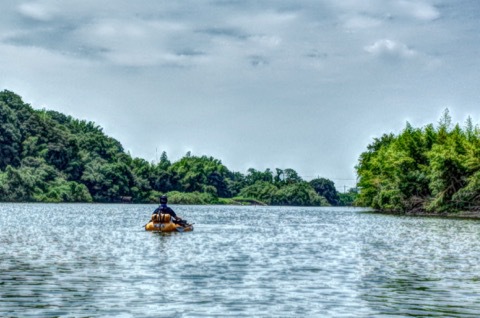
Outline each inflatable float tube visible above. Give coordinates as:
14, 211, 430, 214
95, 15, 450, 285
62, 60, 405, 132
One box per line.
145, 213, 194, 232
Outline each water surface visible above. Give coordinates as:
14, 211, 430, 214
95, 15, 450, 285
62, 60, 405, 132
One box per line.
1, 204, 480, 317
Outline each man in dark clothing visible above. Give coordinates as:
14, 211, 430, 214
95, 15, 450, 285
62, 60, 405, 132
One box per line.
153, 195, 182, 222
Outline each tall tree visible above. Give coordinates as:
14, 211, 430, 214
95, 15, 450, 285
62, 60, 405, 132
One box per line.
309, 178, 339, 205
356, 110, 480, 213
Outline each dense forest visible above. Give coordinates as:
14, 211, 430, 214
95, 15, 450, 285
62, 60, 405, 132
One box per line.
0, 90, 352, 206
356, 110, 480, 213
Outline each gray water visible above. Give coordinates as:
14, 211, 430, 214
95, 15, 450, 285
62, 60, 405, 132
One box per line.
1, 204, 480, 317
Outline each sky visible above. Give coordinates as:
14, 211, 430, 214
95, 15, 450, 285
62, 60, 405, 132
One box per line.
1, 0, 480, 190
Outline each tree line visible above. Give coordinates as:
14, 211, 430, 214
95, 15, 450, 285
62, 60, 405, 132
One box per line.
356, 109, 480, 213
0, 90, 352, 206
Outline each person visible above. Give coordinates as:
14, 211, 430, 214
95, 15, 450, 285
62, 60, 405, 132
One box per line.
152, 195, 182, 223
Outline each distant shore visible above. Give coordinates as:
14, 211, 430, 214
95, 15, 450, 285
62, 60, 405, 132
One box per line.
369, 210, 480, 220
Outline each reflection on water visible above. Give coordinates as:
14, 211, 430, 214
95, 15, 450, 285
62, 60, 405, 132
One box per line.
1, 204, 480, 317
357, 215, 480, 317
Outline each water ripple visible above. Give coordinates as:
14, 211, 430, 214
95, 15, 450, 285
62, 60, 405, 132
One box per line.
1, 204, 480, 317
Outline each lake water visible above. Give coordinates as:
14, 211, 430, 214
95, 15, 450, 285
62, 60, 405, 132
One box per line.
1, 204, 480, 317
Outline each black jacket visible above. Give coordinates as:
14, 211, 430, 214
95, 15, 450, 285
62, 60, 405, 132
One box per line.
153, 205, 177, 218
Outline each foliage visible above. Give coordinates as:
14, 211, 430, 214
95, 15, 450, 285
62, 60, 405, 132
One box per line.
356, 110, 480, 213
168, 155, 231, 197
309, 178, 340, 205
238, 180, 329, 206
338, 188, 358, 206
164, 191, 217, 205
238, 181, 279, 205
0, 90, 337, 206
271, 182, 328, 206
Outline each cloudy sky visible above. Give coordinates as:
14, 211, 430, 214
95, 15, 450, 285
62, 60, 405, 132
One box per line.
1, 0, 479, 189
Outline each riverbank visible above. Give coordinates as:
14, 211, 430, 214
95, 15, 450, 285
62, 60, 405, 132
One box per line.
407, 211, 480, 219
368, 210, 480, 220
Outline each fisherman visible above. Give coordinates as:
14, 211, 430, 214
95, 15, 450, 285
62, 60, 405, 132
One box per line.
152, 195, 182, 223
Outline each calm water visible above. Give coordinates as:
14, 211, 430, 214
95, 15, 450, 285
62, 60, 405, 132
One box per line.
1, 204, 480, 317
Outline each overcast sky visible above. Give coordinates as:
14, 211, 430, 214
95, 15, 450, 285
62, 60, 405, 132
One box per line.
1, 0, 479, 190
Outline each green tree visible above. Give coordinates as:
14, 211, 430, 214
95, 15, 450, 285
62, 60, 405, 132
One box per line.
356, 110, 480, 213
238, 181, 278, 204
245, 168, 273, 185
272, 182, 327, 206
0, 96, 22, 169
309, 178, 340, 205
168, 154, 232, 197
427, 125, 469, 211
338, 188, 358, 206
283, 168, 303, 184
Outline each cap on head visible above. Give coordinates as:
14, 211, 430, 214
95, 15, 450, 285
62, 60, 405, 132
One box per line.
160, 195, 168, 204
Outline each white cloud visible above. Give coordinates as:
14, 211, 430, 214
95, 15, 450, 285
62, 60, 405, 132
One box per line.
249, 35, 282, 48
229, 10, 297, 38
396, 0, 440, 21
18, 2, 57, 21
1, 0, 479, 185
74, 18, 200, 67
328, 0, 440, 22
342, 14, 383, 30
364, 39, 417, 59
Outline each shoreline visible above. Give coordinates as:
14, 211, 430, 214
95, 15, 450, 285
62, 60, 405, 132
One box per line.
366, 210, 480, 220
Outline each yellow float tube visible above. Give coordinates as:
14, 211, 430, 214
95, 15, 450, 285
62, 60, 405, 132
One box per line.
145, 213, 194, 232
